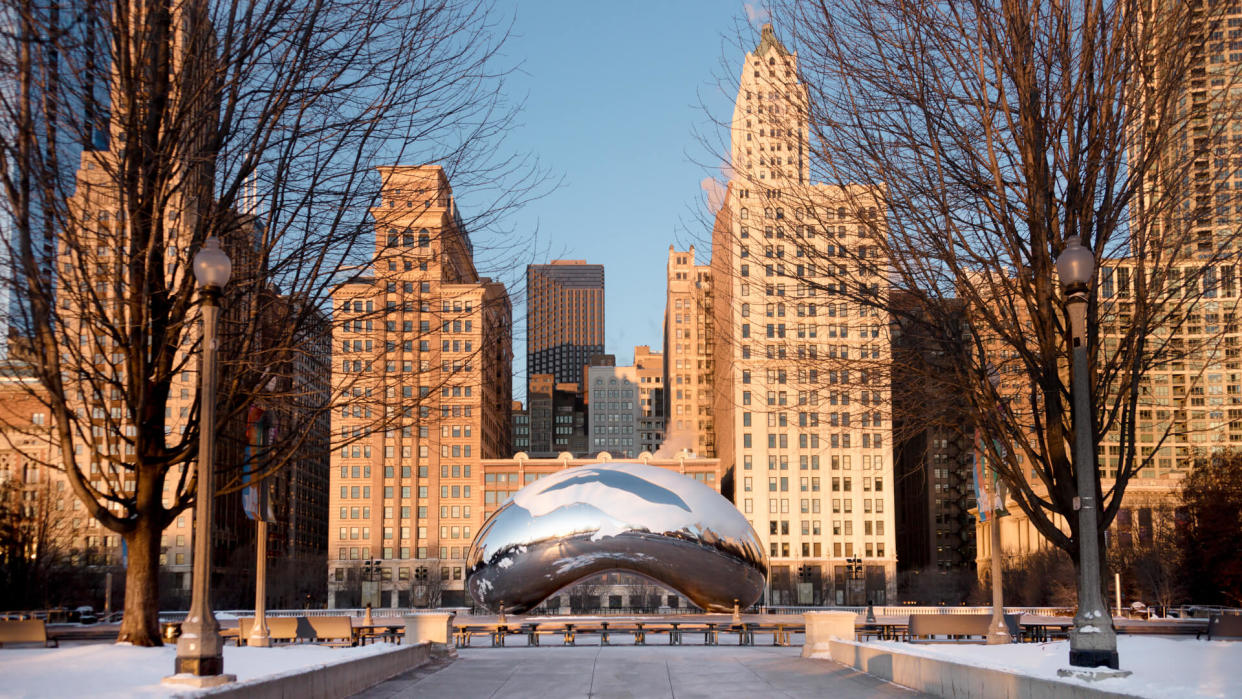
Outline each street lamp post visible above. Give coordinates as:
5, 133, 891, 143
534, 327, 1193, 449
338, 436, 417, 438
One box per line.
986, 512, 1011, 644
984, 369, 1012, 645
1056, 237, 1120, 670
249, 518, 270, 647
168, 237, 234, 686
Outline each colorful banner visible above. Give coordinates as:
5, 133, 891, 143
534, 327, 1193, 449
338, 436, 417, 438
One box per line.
972, 429, 1009, 522
242, 404, 277, 522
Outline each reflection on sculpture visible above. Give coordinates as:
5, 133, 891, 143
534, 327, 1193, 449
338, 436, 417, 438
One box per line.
466, 462, 768, 613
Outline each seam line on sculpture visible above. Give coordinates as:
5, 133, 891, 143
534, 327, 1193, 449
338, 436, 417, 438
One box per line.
665, 658, 675, 698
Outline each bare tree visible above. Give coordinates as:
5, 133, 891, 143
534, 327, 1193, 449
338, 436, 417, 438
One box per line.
718, 0, 1242, 574
1178, 450, 1242, 606
0, 0, 544, 644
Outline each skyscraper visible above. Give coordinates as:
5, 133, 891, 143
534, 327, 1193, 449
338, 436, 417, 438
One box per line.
664, 246, 715, 457
526, 260, 605, 390
327, 165, 512, 608
711, 25, 896, 604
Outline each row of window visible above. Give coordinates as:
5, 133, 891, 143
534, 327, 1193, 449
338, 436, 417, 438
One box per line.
767, 541, 886, 559
740, 496, 887, 516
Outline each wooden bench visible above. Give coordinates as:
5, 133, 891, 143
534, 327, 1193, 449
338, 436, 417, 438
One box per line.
235, 617, 301, 645
0, 619, 57, 648
306, 616, 355, 647
640, 622, 676, 645
754, 621, 804, 646
454, 623, 492, 648
1203, 613, 1242, 641
906, 614, 1019, 643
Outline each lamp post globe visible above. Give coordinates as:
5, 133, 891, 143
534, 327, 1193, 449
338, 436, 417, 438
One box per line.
1056, 236, 1120, 671
193, 237, 233, 289
1055, 237, 1094, 290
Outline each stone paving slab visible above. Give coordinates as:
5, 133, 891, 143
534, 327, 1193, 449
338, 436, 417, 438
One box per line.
354, 645, 930, 698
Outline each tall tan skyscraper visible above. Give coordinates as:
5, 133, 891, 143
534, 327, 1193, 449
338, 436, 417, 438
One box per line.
327, 166, 512, 608
663, 246, 715, 457
711, 25, 895, 604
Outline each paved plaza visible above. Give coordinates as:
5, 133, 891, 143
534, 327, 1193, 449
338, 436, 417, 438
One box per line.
355, 646, 928, 698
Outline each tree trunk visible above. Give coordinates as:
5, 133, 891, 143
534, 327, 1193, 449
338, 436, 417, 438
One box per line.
115, 517, 164, 646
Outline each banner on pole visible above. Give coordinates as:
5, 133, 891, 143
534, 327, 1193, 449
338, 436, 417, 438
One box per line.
242, 404, 277, 522
972, 429, 1009, 522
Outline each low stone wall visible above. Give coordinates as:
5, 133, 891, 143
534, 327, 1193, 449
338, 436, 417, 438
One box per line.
404, 612, 455, 648
202, 643, 431, 699
825, 640, 1134, 699
802, 611, 856, 657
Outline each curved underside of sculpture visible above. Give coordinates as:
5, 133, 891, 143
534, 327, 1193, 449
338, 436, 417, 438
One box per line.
466, 462, 768, 613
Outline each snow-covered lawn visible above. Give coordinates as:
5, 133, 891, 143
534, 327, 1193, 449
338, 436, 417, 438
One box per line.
0, 641, 404, 698
855, 636, 1241, 698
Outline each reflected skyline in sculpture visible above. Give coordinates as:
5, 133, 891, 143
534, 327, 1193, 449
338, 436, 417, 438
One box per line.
466, 462, 768, 613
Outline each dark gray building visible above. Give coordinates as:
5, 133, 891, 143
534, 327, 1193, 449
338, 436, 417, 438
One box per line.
526, 260, 604, 393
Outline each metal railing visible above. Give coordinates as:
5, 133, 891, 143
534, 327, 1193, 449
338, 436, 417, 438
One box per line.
160, 607, 470, 622
757, 605, 1069, 616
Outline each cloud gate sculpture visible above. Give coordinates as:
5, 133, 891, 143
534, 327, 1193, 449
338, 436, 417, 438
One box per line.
466, 462, 768, 613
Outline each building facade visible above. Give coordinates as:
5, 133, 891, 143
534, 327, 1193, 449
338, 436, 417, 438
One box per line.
524, 374, 589, 457
587, 364, 641, 458
526, 260, 605, 390
327, 165, 513, 608
663, 246, 716, 457
711, 25, 896, 604
889, 294, 976, 579
634, 345, 665, 454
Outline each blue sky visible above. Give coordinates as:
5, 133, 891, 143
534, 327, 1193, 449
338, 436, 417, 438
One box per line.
488, 1, 764, 399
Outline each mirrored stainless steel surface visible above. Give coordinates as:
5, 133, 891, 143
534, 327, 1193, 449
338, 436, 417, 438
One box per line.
466, 462, 768, 613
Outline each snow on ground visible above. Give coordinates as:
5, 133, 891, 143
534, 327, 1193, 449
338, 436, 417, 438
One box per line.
0, 641, 403, 698
841, 636, 1241, 698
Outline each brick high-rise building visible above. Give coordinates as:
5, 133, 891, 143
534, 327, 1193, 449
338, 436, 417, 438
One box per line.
526, 260, 604, 389
327, 165, 512, 608
711, 25, 895, 604
633, 346, 665, 454
889, 294, 976, 582
663, 246, 715, 457
525, 374, 588, 457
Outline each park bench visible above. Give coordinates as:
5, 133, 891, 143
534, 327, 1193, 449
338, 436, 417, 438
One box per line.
906, 614, 1020, 643
0, 619, 58, 648
306, 616, 355, 647
234, 617, 300, 646
526, 621, 573, 646
453, 623, 489, 648
639, 622, 676, 645
753, 620, 804, 646
1201, 613, 1242, 641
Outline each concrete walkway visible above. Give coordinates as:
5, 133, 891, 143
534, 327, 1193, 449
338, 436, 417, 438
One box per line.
355, 646, 929, 698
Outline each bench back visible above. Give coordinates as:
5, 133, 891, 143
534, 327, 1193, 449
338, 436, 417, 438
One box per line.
1208, 613, 1242, 639
0, 619, 48, 644
238, 617, 300, 641
908, 614, 992, 637
307, 615, 353, 641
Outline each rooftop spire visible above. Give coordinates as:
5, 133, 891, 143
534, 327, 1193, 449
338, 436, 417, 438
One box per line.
755, 23, 790, 57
